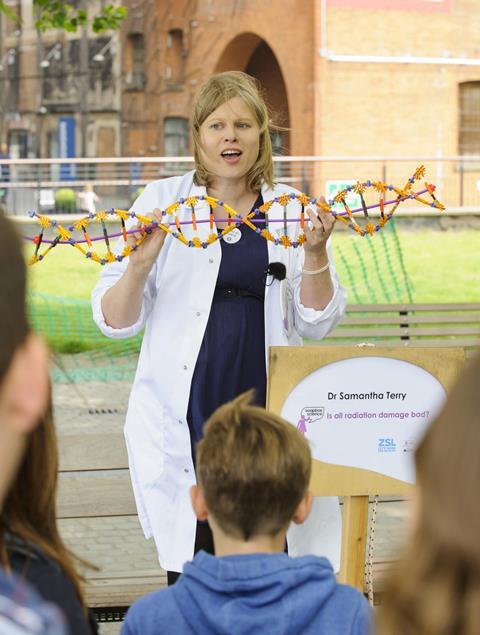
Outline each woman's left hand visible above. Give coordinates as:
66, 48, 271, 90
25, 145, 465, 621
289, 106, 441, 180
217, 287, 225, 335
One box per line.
300, 197, 335, 310
303, 198, 335, 255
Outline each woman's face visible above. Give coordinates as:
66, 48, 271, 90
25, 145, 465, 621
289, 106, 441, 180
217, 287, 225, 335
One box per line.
199, 97, 260, 184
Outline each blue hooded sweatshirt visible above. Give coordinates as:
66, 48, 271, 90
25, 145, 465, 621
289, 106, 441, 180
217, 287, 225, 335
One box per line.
121, 551, 372, 635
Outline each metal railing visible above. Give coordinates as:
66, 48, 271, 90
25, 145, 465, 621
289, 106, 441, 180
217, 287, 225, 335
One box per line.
1, 155, 479, 216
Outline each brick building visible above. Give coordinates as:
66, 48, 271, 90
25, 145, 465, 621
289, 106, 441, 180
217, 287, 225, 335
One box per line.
121, 0, 318, 157
121, 0, 480, 198
0, 0, 122, 159
1, 0, 479, 177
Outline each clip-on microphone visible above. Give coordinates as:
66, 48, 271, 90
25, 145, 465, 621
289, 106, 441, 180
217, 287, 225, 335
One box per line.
264, 262, 287, 286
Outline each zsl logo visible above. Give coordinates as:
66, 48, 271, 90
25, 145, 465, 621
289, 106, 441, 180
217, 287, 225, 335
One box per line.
378, 438, 395, 447
378, 438, 396, 452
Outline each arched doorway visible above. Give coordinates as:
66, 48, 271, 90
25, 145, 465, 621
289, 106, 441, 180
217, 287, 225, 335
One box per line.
215, 33, 290, 156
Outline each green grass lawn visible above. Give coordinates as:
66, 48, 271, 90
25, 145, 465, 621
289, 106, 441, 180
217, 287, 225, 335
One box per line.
27, 245, 99, 300
27, 228, 480, 303
333, 228, 480, 303
398, 229, 480, 303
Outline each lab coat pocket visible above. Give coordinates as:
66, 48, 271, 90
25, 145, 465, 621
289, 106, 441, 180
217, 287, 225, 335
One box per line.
124, 399, 167, 485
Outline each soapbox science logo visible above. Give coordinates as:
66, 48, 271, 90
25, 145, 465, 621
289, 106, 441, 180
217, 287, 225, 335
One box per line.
297, 406, 325, 434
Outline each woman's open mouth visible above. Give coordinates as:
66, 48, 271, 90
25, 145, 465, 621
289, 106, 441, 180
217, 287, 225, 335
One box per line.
221, 149, 242, 164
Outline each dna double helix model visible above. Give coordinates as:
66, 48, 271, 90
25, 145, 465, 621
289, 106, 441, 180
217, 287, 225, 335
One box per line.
24, 165, 444, 266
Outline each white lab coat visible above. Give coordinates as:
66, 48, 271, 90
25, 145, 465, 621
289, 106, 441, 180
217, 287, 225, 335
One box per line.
92, 171, 346, 572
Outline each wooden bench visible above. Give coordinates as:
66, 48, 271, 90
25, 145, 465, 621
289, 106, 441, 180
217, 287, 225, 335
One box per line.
323, 302, 480, 356
57, 430, 166, 622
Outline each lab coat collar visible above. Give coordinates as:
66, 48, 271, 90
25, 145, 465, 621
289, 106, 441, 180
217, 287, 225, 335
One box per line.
185, 170, 275, 206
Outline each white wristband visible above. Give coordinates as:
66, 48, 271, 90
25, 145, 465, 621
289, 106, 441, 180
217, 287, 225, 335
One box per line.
302, 262, 330, 275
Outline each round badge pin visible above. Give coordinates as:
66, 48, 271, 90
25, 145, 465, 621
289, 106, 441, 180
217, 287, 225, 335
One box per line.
223, 228, 242, 244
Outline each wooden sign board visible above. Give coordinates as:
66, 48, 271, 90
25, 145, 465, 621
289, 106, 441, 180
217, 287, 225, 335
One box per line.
267, 346, 464, 587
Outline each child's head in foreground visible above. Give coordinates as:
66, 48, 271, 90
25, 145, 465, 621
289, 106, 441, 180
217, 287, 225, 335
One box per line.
192, 391, 312, 542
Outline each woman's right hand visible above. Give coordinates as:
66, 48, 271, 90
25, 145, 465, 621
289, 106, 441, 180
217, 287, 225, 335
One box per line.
101, 209, 167, 329
127, 209, 167, 273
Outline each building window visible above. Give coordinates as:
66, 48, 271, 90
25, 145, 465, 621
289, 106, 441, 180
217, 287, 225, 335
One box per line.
459, 82, 480, 156
271, 130, 287, 179
90, 37, 114, 92
3, 47, 19, 111
164, 117, 189, 156
7, 129, 28, 158
271, 130, 286, 156
125, 33, 146, 91
165, 29, 184, 86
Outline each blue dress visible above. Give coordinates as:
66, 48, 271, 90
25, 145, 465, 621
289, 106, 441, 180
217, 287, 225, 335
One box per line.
187, 195, 267, 455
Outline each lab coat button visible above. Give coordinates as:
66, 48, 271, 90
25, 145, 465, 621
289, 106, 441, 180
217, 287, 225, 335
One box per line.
209, 258, 214, 264
184, 468, 189, 473
183, 364, 188, 370
196, 311, 201, 317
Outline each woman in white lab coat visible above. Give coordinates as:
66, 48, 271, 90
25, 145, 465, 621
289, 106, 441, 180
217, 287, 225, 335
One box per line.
92, 71, 346, 582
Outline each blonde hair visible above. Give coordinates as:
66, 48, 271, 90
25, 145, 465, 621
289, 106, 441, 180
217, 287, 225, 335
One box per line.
378, 353, 480, 635
196, 391, 311, 541
192, 71, 274, 192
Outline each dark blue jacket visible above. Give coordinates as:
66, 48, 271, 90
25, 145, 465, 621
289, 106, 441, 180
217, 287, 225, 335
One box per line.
122, 551, 372, 635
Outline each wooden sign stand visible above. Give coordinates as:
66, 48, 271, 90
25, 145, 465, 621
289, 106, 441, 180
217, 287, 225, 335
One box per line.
341, 496, 369, 588
267, 346, 464, 590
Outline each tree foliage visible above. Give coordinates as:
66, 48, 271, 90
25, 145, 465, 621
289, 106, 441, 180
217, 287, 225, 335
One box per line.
0, 1, 127, 33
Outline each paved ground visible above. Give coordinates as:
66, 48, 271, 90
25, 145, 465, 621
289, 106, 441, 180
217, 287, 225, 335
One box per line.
52, 368, 409, 635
